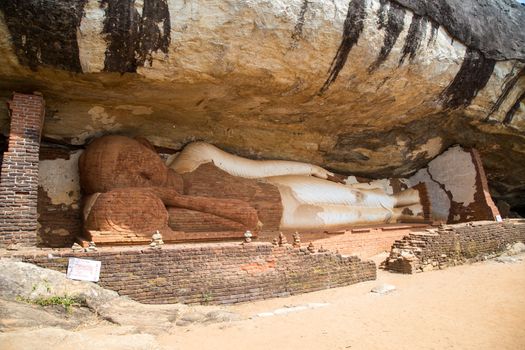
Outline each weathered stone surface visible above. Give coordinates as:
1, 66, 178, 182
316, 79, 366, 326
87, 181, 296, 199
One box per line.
370, 283, 396, 294
0, 0, 524, 208
0, 328, 163, 350
495, 256, 522, 263
504, 241, 525, 256
0, 259, 119, 307
0, 298, 99, 331
390, 0, 525, 61
179, 311, 207, 323
0, 259, 182, 333
204, 310, 241, 323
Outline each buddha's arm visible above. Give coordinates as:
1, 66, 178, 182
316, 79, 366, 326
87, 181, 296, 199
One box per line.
168, 142, 334, 180
148, 187, 261, 230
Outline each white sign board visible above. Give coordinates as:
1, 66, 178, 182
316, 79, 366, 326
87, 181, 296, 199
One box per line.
67, 257, 101, 282
495, 215, 503, 222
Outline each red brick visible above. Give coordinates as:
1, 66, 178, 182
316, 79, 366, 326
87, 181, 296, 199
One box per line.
0, 93, 45, 247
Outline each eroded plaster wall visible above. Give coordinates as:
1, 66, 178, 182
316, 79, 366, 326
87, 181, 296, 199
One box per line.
37, 145, 83, 247
408, 146, 499, 223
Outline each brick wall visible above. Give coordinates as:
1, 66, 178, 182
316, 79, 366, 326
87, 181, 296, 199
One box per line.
385, 220, 525, 273
12, 242, 376, 304
258, 224, 429, 258
307, 227, 420, 258
0, 134, 6, 179
0, 93, 45, 247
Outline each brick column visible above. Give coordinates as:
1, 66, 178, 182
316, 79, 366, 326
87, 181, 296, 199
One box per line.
0, 93, 45, 247
470, 149, 501, 220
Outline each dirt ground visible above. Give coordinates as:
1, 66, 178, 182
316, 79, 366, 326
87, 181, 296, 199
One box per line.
2, 255, 524, 350
160, 256, 525, 350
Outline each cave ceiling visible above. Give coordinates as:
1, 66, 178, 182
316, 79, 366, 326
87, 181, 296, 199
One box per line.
0, 0, 524, 206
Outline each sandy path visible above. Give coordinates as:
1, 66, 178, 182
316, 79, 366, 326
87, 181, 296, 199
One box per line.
159, 257, 525, 350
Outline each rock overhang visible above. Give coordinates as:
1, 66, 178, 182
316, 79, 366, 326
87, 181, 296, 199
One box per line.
0, 0, 523, 208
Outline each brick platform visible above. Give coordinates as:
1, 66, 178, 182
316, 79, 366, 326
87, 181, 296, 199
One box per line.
259, 223, 430, 258
0, 93, 45, 247
385, 220, 525, 273
6, 242, 376, 304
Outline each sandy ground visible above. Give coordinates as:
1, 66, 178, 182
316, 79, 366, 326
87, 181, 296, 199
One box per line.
159, 256, 525, 350
2, 256, 524, 350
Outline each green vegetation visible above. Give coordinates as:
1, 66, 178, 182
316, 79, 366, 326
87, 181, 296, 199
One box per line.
16, 294, 83, 314
31, 279, 51, 293
201, 291, 213, 305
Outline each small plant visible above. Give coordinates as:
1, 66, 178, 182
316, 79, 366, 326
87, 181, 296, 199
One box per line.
16, 295, 83, 314
201, 291, 213, 305
30, 279, 52, 293
43, 279, 52, 293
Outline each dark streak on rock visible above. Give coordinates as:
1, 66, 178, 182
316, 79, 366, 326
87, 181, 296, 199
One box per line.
488, 67, 525, 118
290, 0, 309, 48
138, 0, 171, 66
399, 14, 427, 66
0, 0, 87, 72
369, 1, 405, 73
101, 0, 141, 73
389, 0, 525, 62
101, 0, 171, 73
377, 0, 388, 29
428, 20, 439, 45
440, 48, 496, 109
319, 0, 367, 94
503, 90, 525, 126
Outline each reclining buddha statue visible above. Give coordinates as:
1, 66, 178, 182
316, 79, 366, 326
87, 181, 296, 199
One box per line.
79, 135, 429, 244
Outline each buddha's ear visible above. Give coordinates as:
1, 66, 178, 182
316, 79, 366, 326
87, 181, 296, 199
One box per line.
326, 173, 346, 184
134, 136, 156, 152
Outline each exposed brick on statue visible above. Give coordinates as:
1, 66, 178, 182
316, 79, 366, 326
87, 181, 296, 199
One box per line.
182, 163, 283, 232
0, 93, 45, 247
168, 208, 245, 232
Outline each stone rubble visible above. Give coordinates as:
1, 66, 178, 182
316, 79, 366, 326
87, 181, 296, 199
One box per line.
255, 303, 330, 318
370, 283, 397, 295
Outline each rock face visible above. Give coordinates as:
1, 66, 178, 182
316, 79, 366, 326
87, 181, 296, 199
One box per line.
0, 0, 524, 209
0, 260, 222, 329
0, 259, 243, 349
